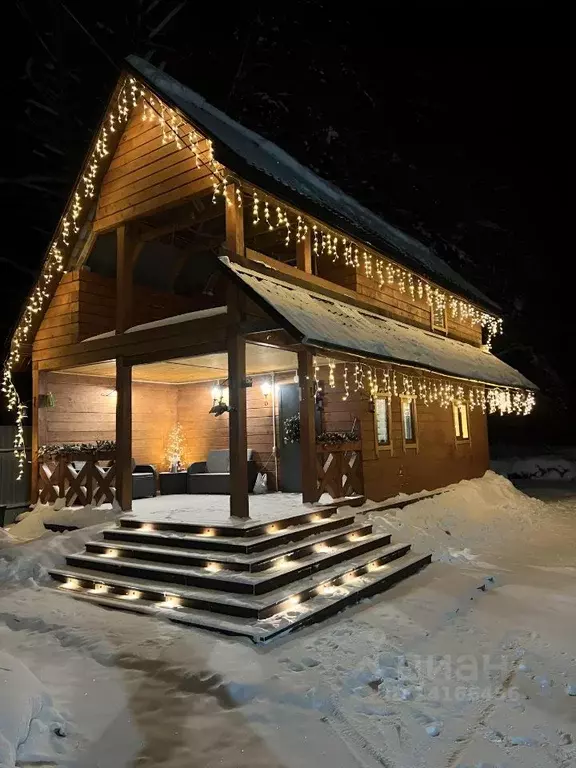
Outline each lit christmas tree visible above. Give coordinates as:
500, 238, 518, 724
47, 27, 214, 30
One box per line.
166, 423, 185, 471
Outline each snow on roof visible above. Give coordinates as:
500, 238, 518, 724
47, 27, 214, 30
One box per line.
126, 56, 498, 313
224, 261, 535, 390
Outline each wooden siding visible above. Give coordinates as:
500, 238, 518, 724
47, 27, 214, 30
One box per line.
319, 364, 489, 501
178, 374, 277, 489
94, 102, 214, 232
44, 373, 178, 470
42, 372, 277, 486
317, 260, 483, 346
33, 272, 82, 355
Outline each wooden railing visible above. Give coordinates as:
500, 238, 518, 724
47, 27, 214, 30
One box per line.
315, 441, 364, 500
38, 451, 116, 506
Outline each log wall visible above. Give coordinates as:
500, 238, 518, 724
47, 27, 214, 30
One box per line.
94, 101, 214, 232
42, 372, 277, 487
317, 261, 483, 346
319, 364, 489, 501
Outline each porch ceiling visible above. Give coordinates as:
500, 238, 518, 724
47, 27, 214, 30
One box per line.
59, 343, 299, 384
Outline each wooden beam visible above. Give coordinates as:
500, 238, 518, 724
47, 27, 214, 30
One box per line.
116, 225, 136, 334
30, 365, 46, 503
298, 350, 318, 503
227, 284, 249, 518
115, 358, 132, 511
225, 181, 245, 257
296, 228, 313, 274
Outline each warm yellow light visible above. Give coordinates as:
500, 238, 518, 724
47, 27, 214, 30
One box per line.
90, 583, 109, 594
103, 549, 119, 558
273, 556, 292, 570
160, 594, 181, 608
62, 578, 81, 591
310, 514, 322, 523
199, 528, 216, 537
266, 524, 279, 534
261, 380, 272, 398
314, 543, 332, 554
120, 590, 141, 601
140, 523, 155, 532
348, 533, 360, 542
205, 562, 221, 573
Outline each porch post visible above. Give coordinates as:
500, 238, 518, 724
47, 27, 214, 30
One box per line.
31, 365, 46, 503
115, 357, 133, 511
116, 224, 137, 334
296, 227, 313, 274
298, 350, 318, 503
227, 284, 249, 518
225, 181, 245, 256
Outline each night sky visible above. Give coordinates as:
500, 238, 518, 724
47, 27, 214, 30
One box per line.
3, 5, 572, 441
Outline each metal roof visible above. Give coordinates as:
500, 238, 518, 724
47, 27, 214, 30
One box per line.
127, 56, 499, 313
223, 260, 534, 390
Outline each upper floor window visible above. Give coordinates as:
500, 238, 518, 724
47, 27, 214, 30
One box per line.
431, 303, 447, 333
374, 395, 391, 448
401, 397, 418, 448
453, 402, 470, 441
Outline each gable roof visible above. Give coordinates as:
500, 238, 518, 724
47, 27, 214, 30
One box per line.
127, 55, 498, 313
221, 259, 534, 390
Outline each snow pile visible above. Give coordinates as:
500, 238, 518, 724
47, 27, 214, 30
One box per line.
0, 524, 107, 587
0, 651, 67, 768
369, 471, 549, 563
492, 455, 576, 481
6, 500, 118, 541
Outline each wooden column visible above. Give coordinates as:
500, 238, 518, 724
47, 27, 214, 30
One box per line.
296, 228, 313, 274
115, 357, 133, 511
116, 224, 137, 334
225, 181, 245, 257
31, 365, 46, 503
227, 283, 249, 518
298, 350, 317, 503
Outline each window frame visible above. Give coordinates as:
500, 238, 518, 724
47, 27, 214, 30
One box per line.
373, 394, 393, 453
400, 396, 418, 451
453, 401, 471, 443
430, 303, 448, 334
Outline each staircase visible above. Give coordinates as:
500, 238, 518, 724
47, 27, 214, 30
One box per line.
49, 505, 431, 642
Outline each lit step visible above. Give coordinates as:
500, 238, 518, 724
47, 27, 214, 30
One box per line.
86, 521, 377, 572
51, 551, 432, 642
65, 535, 402, 595
50, 542, 420, 620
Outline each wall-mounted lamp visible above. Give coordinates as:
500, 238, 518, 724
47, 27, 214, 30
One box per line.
261, 379, 272, 406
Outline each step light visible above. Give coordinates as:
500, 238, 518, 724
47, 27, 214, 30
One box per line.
314, 543, 332, 554
348, 532, 360, 541
120, 589, 142, 600
266, 524, 279, 534
159, 594, 181, 608
90, 583, 109, 594
198, 528, 216, 537
205, 562, 222, 573
273, 556, 292, 570
102, 548, 119, 558
62, 578, 81, 590
140, 523, 155, 532
309, 514, 323, 523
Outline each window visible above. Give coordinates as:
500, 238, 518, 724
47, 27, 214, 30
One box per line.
401, 397, 417, 447
374, 396, 391, 448
453, 402, 470, 441
431, 303, 447, 333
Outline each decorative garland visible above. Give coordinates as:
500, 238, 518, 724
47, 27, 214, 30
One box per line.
283, 414, 301, 444
38, 440, 116, 459
317, 430, 359, 444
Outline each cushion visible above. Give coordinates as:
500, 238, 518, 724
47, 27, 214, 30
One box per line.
206, 450, 230, 473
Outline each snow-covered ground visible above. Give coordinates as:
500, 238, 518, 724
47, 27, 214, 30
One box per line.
1, 471, 575, 767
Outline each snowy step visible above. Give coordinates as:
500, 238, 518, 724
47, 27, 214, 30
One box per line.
50, 542, 422, 620
118, 505, 339, 538
103, 512, 358, 554
86, 521, 376, 572
51, 551, 432, 642
66, 535, 402, 596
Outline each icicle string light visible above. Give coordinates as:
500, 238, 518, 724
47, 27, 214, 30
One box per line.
246, 188, 503, 346
318, 360, 534, 416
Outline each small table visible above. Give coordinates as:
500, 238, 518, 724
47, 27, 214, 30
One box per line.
159, 471, 187, 495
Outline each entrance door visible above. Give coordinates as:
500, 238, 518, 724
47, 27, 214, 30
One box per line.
278, 383, 301, 492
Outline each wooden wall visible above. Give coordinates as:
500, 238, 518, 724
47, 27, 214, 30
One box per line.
42, 372, 277, 487
178, 374, 277, 489
43, 373, 177, 470
319, 364, 489, 501
317, 260, 482, 346
94, 101, 214, 232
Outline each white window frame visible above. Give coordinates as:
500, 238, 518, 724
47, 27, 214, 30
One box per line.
400, 396, 418, 450
453, 401, 470, 442
374, 395, 392, 452
430, 304, 447, 334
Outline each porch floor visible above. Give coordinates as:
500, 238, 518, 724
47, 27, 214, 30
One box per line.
127, 492, 309, 527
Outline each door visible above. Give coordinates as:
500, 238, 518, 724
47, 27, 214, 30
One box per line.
278, 383, 301, 492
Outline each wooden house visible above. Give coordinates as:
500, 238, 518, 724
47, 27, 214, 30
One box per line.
4, 56, 535, 519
